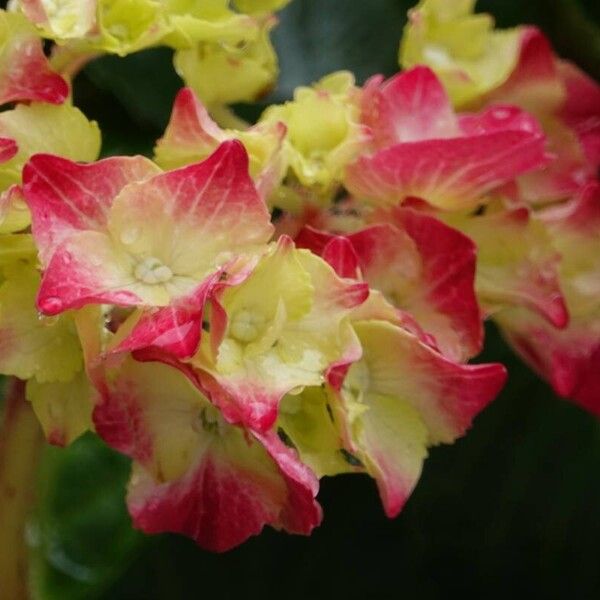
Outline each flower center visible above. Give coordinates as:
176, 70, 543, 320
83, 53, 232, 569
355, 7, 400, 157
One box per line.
229, 308, 266, 343
134, 257, 173, 285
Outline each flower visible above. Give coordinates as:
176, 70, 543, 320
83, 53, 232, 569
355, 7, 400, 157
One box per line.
344, 66, 549, 210
155, 87, 287, 202
24, 141, 273, 314
296, 206, 483, 363
260, 72, 367, 193
92, 356, 322, 551
399, 0, 522, 107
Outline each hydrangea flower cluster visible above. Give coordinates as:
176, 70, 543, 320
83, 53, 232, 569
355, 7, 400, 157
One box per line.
0, 0, 598, 553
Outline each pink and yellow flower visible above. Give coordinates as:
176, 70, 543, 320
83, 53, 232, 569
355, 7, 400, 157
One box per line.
24, 141, 273, 314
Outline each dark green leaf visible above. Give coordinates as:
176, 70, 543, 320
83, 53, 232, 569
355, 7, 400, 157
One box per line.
31, 434, 144, 600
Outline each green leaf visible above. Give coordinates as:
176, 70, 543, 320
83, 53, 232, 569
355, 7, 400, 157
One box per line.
30, 434, 144, 600
271, 0, 410, 100
84, 48, 183, 131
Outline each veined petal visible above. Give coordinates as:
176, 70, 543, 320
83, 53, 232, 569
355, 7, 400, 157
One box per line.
96, 0, 167, 56
453, 206, 568, 327
36, 230, 144, 315
154, 87, 226, 170
458, 103, 544, 137
540, 182, 600, 318
260, 71, 366, 192
338, 386, 428, 518
348, 320, 506, 446
297, 208, 482, 362
155, 88, 287, 201
497, 308, 600, 416
482, 28, 599, 204
174, 17, 278, 106
381, 207, 481, 360
194, 238, 367, 432
399, 0, 522, 107
30, 141, 272, 315
111, 255, 258, 361
344, 129, 547, 210
361, 66, 459, 148
193, 238, 315, 430
486, 27, 564, 115
558, 61, 600, 178
277, 386, 356, 478
24, 153, 159, 264
0, 10, 69, 105
162, 0, 259, 50
92, 358, 321, 551
108, 140, 273, 280
335, 319, 506, 515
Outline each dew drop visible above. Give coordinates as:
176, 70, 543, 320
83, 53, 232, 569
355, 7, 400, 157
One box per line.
491, 108, 511, 120
89, 254, 102, 267
39, 296, 63, 315
120, 227, 140, 246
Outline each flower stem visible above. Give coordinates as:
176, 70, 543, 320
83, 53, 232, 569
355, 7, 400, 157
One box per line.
0, 378, 43, 600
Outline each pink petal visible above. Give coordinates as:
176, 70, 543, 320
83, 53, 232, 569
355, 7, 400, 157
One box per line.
296, 227, 361, 280
558, 61, 600, 170
0, 137, 17, 164
195, 371, 288, 433
388, 207, 482, 360
462, 206, 568, 328
37, 231, 142, 315
458, 104, 544, 137
339, 321, 507, 517
23, 154, 161, 264
253, 431, 322, 535
359, 321, 507, 445
490, 27, 559, 111
200, 237, 368, 433
298, 208, 483, 362
0, 22, 69, 105
154, 88, 225, 166
112, 277, 219, 359
345, 130, 548, 210
128, 433, 321, 552
92, 358, 321, 551
498, 309, 600, 417
125, 140, 273, 245
541, 180, 600, 233
361, 66, 459, 148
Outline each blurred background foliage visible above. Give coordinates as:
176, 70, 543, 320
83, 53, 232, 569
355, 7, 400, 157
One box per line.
2, 0, 599, 598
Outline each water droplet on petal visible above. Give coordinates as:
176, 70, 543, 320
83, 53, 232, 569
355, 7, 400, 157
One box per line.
120, 227, 140, 245
39, 296, 63, 315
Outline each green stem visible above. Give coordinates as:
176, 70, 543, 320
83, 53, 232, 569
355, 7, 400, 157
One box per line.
0, 378, 43, 600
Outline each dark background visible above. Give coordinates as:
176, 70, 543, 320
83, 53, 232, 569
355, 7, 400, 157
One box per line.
5, 1, 600, 598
